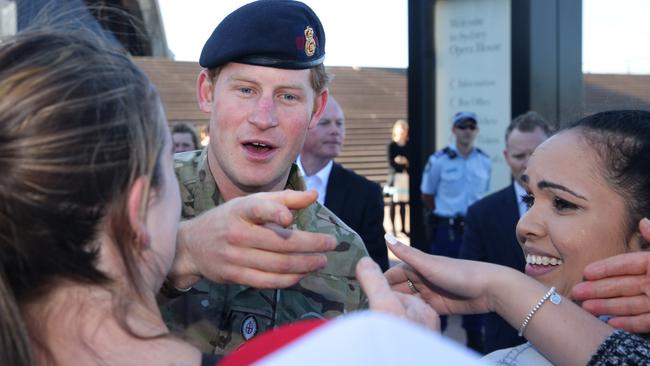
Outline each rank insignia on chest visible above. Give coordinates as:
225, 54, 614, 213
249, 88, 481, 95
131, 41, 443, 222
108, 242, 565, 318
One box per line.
241, 315, 258, 340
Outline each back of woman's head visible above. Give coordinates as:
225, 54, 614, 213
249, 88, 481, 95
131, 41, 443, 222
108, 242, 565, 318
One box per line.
566, 110, 650, 242
0, 31, 166, 305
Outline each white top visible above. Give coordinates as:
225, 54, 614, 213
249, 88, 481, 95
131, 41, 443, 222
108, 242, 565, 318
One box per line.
483, 342, 553, 365
257, 311, 486, 366
297, 157, 334, 205
514, 181, 528, 218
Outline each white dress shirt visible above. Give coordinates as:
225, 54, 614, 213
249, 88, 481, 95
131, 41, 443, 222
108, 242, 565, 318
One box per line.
513, 181, 528, 218
297, 157, 334, 205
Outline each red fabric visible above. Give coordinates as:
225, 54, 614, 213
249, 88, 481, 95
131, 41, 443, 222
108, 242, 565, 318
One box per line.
218, 319, 328, 366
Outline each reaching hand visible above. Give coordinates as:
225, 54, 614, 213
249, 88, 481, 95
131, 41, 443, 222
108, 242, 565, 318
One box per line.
572, 217, 650, 333
169, 190, 337, 289
384, 234, 497, 316
356, 257, 439, 331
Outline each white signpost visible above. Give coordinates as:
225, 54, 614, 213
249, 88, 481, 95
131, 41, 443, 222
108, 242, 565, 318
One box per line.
435, 0, 511, 192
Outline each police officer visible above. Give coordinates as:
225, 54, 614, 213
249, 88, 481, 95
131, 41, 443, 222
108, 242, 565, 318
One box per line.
420, 111, 491, 336
161, 0, 369, 356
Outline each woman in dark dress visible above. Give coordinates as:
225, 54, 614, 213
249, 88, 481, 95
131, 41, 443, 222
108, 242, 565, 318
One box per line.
387, 120, 410, 236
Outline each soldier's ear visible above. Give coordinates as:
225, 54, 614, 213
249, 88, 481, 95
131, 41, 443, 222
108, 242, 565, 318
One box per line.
197, 70, 214, 113
308, 88, 329, 129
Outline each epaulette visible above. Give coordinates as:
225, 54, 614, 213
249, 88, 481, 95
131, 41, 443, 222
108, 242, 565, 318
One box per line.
475, 147, 489, 157
435, 146, 457, 159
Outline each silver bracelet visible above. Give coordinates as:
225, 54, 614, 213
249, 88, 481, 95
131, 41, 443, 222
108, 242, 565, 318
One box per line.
518, 286, 562, 337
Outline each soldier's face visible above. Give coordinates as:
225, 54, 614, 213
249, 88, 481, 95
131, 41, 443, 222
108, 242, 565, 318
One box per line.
198, 63, 327, 197
302, 99, 345, 161
503, 127, 548, 186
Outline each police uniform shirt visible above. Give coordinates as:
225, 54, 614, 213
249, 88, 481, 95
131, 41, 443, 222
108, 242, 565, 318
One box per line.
420, 144, 491, 217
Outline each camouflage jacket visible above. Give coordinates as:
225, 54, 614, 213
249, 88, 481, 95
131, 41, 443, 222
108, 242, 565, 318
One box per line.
162, 149, 369, 354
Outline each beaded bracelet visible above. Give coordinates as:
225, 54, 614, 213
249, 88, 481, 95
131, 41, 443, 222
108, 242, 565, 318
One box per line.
518, 286, 562, 337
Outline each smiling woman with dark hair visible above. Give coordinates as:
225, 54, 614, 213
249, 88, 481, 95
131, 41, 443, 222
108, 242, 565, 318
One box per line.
386, 110, 650, 365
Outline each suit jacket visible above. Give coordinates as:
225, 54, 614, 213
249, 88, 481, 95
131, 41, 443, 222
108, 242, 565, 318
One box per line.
325, 163, 389, 271
459, 184, 526, 353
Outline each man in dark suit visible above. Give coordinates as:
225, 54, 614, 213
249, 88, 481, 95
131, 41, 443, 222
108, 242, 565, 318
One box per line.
299, 97, 389, 271
459, 111, 553, 354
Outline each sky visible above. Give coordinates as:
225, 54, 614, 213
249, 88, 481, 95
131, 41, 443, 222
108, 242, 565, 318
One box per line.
159, 0, 650, 74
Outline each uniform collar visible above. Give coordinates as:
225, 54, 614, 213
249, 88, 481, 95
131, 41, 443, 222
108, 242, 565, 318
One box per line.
195, 148, 222, 205
449, 143, 477, 157
196, 148, 306, 206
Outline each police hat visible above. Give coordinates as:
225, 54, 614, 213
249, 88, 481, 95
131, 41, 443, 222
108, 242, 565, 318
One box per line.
453, 111, 478, 126
199, 0, 325, 70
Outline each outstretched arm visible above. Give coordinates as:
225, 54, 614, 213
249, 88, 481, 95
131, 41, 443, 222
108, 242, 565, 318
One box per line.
385, 236, 614, 365
168, 190, 336, 290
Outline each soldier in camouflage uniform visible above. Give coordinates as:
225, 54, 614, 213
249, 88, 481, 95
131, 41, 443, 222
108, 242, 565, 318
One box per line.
161, 0, 369, 355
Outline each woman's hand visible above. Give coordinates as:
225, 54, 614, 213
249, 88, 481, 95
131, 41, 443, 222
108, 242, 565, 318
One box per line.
384, 234, 507, 316
394, 156, 409, 167
356, 257, 439, 331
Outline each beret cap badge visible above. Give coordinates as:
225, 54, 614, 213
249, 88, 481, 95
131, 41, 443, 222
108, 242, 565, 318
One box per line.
304, 26, 316, 57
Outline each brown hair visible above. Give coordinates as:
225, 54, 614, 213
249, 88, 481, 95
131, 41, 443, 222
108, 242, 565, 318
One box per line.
0, 31, 166, 361
505, 111, 554, 142
171, 121, 200, 149
566, 111, 650, 249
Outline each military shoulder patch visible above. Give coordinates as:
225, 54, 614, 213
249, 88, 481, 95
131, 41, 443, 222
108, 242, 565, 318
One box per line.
241, 315, 258, 340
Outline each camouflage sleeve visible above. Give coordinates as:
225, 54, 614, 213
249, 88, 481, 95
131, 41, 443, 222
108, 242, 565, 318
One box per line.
292, 202, 370, 312
203, 202, 370, 355
165, 158, 370, 355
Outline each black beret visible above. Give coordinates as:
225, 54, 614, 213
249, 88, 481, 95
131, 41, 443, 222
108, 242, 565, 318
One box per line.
199, 0, 325, 70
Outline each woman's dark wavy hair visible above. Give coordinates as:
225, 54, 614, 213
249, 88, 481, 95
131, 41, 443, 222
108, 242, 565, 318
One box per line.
565, 110, 650, 248
0, 30, 166, 364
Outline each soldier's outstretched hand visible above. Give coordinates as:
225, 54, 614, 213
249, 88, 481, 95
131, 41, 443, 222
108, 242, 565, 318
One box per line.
169, 190, 336, 289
